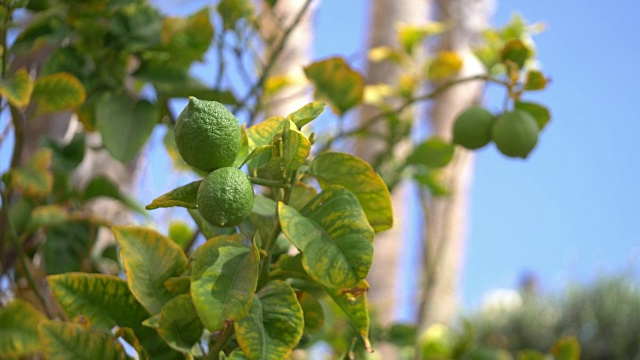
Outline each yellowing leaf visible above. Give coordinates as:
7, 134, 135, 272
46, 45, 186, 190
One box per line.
146, 180, 201, 210
500, 39, 532, 69
278, 186, 374, 289
367, 46, 403, 63
161, 8, 214, 65
191, 239, 259, 332
234, 281, 304, 360
363, 83, 394, 105
326, 280, 371, 352
0, 300, 45, 358
30, 72, 86, 115
0, 68, 33, 108
397, 22, 445, 54
551, 336, 581, 360
5, 148, 53, 198
428, 51, 463, 81
246, 116, 288, 150
309, 152, 393, 232
112, 226, 189, 314
525, 69, 547, 91
156, 294, 204, 355
265, 73, 304, 96
38, 320, 127, 359
285, 101, 327, 129
304, 57, 364, 116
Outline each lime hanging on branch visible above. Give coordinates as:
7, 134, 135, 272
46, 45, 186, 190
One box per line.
197, 167, 254, 228
174, 97, 242, 172
452, 106, 495, 150
492, 109, 539, 158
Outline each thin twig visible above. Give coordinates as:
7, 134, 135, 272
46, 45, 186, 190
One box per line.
319, 74, 507, 152
232, 0, 314, 117
9, 105, 25, 168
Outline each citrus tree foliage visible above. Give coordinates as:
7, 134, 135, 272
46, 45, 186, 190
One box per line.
0, 0, 555, 359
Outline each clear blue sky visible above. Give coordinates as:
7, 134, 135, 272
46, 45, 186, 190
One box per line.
310, 0, 640, 315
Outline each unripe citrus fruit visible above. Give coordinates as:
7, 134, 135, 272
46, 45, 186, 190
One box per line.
492, 109, 539, 158
197, 167, 254, 228
452, 106, 495, 150
174, 97, 241, 172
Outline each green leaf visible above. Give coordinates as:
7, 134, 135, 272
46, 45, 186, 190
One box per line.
96, 93, 158, 163
145, 180, 201, 210
191, 239, 259, 332
515, 101, 551, 130
5, 148, 53, 198
38, 320, 127, 360
282, 128, 311, 172
246, 116, 288, 150
414, 168, 448, 196
397, 22, 444, 54
500, 39, 531, 69
288, 182, 318, 212
270, 253, 312, 282
42, 133, 85, 172
217, 0, 254, 29
407, 137, 455, 168
30, 72, 86, 115
161, 8, 214, 65
83, 175, 147, 215
551, 336, 580, 360
43, 223, 91, 274
243, 145, 274, 169
0, 299, 45, 358
285, 101, 327, 129
233, 125, 250, 167
112, 226, 188, 314
517, 349, 546, 360
309, 152, 392, 232
304, 57, 364, 116
0, 68, 33, 108
427, 51, 463, 81
157, 294, 204, 355
524, 69, 547, 91
48, 273, 172, 357
234, 281, 304, 360
25, 204, 68, 231
297, 292, 324, 335
278, 185, 374, 289
325, 280, 371, 351
188, 208, 235, 239
108, 3, 162, 52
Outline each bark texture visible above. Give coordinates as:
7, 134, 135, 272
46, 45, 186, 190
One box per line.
418, 0, 494, 331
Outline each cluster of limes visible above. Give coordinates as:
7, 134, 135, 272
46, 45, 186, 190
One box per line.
174, 97, 254, 227
452, 106, 540, 158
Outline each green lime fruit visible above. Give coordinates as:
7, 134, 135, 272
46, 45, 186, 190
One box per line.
197, 167, 254, 228
174, 97, 241, 172
452, 106, 495, 150
492, 109, 539, 158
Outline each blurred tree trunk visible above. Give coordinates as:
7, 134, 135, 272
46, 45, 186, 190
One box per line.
353, 0, 430, 331
417, 0, 494, 331
259, 0, 315, 118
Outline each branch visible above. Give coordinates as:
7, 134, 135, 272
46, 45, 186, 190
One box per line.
319, 74, 507, 152
233, 0, 314, 118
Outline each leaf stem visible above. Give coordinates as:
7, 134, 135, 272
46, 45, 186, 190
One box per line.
208, 322, 235, 357
249, 176, 287, 188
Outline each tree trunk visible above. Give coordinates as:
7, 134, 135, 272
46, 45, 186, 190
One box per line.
258, 0, 315, 118
354, 0, 430, 329
417, 0, 494, 331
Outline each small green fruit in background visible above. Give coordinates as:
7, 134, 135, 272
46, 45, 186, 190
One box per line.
174, 97, 241, 172
197, 167, 254, 228
452, 106, 495, 150
492, 109, 539, 158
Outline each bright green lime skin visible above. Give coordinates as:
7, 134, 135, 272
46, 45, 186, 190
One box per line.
197, 167, 254, 228
174, 97, 241, 172
453, 106, 495, 150
492, 109, 539, 158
